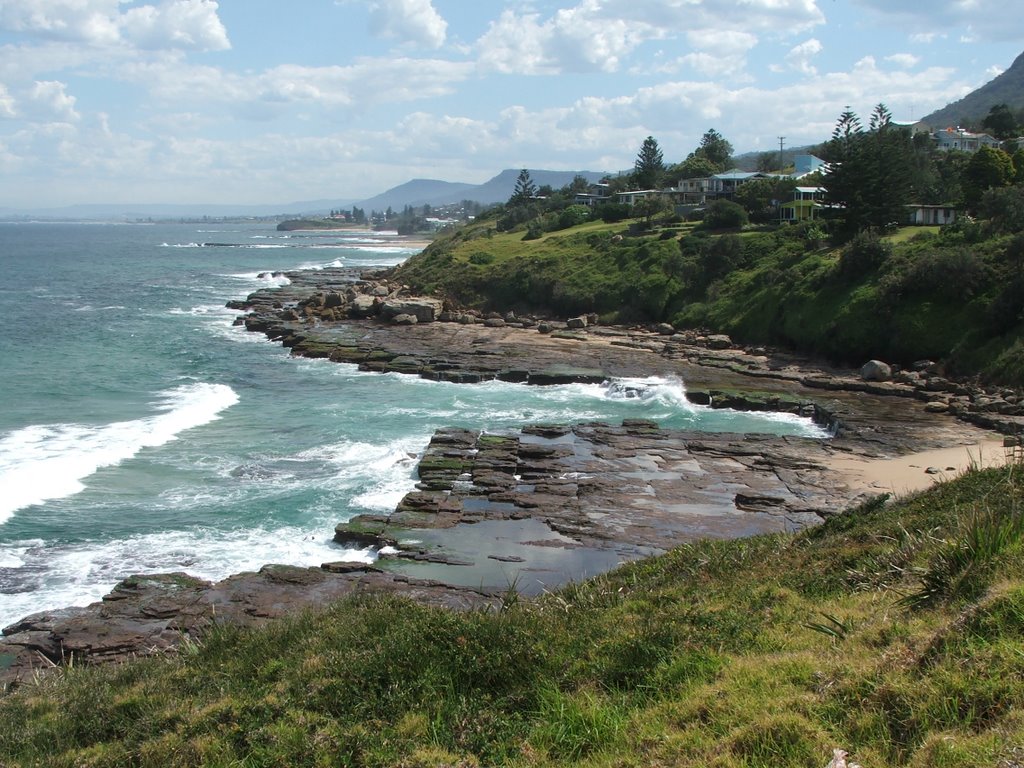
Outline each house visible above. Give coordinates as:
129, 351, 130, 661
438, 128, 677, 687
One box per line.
906, 204, 957, 226
573, 182, 612, 207
933, 127, 1001, 153
791, 154, 826, 179
780, 186, 826, 222
615, 189, 661, 206
706, 171, 774, 197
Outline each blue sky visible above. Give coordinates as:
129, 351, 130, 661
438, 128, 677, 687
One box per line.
0, 0, 1020, 208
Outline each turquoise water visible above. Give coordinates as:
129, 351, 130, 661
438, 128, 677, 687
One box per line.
0, 221, 826, 626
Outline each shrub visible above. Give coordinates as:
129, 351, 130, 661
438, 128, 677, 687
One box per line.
556, 205, 591, 230
595, 202, 632, 223
838, 229, 892, 278
883, 247, 989, 302
523, 222, 544, 241
468, 251, 495, 266
701, 199, 748, 230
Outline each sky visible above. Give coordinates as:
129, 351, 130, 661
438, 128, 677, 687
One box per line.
0, 0, 1021, 209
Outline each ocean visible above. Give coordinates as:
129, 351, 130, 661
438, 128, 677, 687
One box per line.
0, 221, 826, 627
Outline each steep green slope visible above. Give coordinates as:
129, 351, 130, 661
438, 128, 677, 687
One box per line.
924, 50, 1024, 128
2, 464, 1023, 767
394, 216, 1024, 384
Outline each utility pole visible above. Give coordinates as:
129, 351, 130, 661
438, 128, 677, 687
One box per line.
778, 136, 786, 225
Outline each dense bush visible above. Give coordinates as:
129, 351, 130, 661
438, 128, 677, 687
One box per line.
701, 199, 748, 230
556, 204, 592, 230
838, 229, 892, 278
594, 202, 632, 223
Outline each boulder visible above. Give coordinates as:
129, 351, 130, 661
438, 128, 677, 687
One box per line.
483, 317, 506, 328
706, 334, 732, 350
656, 323, 676, 336
537, 322, 553, 334
380, 297, 443, 323
860, 360, 892, 382
349, 294, 378, 318
457, 313, 476, 324
391, 313, 418, 326
323, 292, 344, 309
567, 316, 588, 329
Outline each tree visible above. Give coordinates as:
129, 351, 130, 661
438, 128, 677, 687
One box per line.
702, 199, 748, 230
735, 177, 796, 223
509, 169, 536, 205
566, 174, 592, 194
981, 103, 1018, 140
697, 129, 733, 170
633, 195, 670, 227
756, 152, 779, 173
823, 104, 913, 237
633, 136, 665, 189
963, 145, 1014, 209
671, 154, 719, 181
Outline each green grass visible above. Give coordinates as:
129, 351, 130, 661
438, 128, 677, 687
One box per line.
3, 462, 1024, 767
392, 214, 1024, 384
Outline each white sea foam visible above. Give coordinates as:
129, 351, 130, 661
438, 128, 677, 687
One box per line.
293, 437, 426, 512
223, 271, 292, 288
0, 383, 240, 524
0, 526, 372, 628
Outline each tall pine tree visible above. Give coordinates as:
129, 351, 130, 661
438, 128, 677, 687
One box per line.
633, 136, 665, 190
824, 104, 913, 238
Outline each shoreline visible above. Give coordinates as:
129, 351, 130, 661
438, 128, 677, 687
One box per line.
826, 438, 1012, 497
3, 264, 1017, 688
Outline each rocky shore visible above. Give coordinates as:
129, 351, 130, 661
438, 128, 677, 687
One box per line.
3, 265, 1017, 690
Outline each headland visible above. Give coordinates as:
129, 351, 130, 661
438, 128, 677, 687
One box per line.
1, 264, 1015, 687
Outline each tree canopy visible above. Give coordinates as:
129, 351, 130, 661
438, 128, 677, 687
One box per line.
509, 169, 537, 206
823, 104, 914, 236
633, 136, 665, 189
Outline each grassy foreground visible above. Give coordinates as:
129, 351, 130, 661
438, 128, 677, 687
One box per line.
2, 462, 1023, 767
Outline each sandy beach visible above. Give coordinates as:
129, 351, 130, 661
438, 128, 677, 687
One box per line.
827, 438, 1016, 497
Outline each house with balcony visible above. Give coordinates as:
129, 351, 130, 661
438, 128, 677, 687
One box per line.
933, 127, 1001, 153
780, 186, 826, 222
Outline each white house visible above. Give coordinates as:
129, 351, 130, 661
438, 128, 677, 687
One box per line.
933, 127, 1001, 153
906, 204, 957, 226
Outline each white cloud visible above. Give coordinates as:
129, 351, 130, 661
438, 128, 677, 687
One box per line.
852, 0, 1024, 42
122, 57, 474, 117
476, 5, 653, 75
785, 38, 822, 74
0, 83, 16, 117
365, 0, 447, 48
120, 1, 230, 51
0, 0, 229, 51
476, 0, 823, 75
685, 29, 759, 55
26, 80, 79, 123
885, 53, 920, 68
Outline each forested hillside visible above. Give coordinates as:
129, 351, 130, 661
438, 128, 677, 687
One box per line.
394, 109, 1024, 385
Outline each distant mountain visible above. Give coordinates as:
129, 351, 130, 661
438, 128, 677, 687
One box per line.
356, 179, 479, 212
354, 168, 610, 211
923, 50, 1024, 128
0, 168, 612, 221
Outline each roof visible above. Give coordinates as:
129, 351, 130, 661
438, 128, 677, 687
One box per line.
712, 171, 766, 181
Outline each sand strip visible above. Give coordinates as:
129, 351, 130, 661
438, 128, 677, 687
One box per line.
828, 439, 1016, 497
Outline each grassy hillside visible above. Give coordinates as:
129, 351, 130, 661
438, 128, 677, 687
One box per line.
393, 213, 1024, 385
2, 462, 1023, 767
